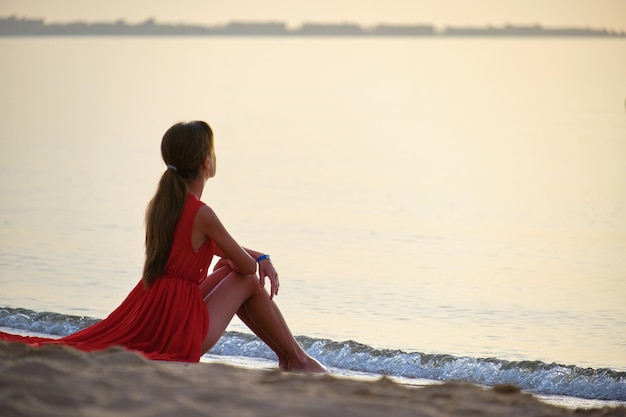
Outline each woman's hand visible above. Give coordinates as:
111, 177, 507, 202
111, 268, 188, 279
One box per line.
258, 259, 279, 299
213, 256, 235, 272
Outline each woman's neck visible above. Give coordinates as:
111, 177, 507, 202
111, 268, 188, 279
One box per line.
186, 178, 205, 199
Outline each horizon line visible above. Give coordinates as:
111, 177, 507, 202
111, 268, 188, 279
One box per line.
1, 16, 624, 37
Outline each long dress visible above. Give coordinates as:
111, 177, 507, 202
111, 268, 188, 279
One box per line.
0, 193, 214, 362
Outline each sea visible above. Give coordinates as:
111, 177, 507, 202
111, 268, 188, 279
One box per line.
0, 36, 625, 409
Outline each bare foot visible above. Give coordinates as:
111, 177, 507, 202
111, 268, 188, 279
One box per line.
286, 356, 328, 373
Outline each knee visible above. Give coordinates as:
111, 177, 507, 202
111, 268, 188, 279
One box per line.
232, 271, 261, 291
244, 273, 267, 296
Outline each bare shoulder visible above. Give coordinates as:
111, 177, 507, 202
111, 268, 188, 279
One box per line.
196, 204, 218, 225
195, 204, 225, 233
197, 204, 217, 218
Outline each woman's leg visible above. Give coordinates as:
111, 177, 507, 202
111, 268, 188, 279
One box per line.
200, 266, 288, 366
236, 304, 289, 368
200, 266, 326, 372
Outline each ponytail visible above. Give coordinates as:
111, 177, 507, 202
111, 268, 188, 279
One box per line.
142, 169, 188, 287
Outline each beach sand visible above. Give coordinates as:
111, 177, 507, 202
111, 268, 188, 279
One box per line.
1, 341, 624, 417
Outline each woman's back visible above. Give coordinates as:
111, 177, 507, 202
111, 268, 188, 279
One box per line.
164, 193, 215, 283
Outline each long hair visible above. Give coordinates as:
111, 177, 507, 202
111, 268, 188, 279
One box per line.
142, 121, 214, 287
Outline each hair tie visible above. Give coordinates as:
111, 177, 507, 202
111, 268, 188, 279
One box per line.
166, 164, 178, 172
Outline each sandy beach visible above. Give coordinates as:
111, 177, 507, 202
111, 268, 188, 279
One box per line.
0, 341, 623, 417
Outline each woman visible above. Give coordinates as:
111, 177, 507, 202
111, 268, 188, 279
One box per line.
0, 121, 326, 373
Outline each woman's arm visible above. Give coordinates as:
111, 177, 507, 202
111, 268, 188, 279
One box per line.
243, 247, 279, 299
242, 247, 265, 261
196, 205, 257, 275
199, 205, 280, 298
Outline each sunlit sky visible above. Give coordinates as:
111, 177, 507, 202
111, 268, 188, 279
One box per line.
1, 0, 625, 31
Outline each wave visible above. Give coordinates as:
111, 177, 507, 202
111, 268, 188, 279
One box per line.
1, 307, 624, 401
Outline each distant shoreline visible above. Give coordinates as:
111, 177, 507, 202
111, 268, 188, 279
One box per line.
1, 16, 625, 38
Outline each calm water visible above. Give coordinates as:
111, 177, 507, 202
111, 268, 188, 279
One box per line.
1, 37, 625, 375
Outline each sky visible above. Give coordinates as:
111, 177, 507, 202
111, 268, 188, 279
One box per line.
1, 0, 626, 31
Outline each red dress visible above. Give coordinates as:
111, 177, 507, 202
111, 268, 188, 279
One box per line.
0, 194, 214, 362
